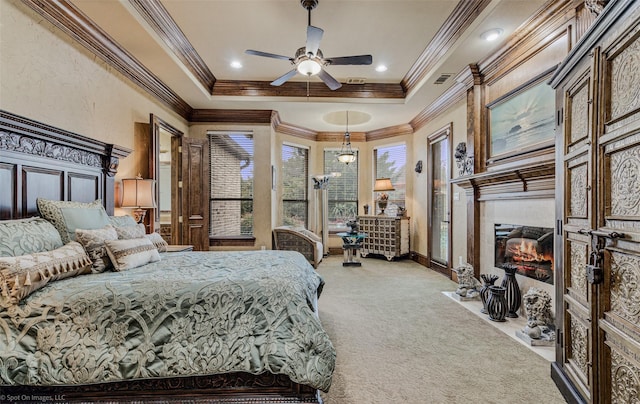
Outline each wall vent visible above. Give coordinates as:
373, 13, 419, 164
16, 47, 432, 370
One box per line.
346, 77, 366, 85
433, 73, 453, 85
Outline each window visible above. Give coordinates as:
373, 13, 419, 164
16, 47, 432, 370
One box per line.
208, 131, 254, 237
281, 144, 308, 227
324, 149, 358, 229
374, 144, 406, 211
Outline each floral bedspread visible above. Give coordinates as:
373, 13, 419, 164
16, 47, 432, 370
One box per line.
0, 250, 335, 392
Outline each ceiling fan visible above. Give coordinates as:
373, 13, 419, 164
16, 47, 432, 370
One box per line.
245, 0, 372, 91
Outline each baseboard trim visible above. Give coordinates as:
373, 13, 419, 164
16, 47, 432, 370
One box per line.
550, 362, 585, 404
412, 251, 429, 267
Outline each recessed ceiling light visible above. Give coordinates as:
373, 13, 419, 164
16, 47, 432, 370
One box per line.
480, 28, 503, 42
375, 65, 388, 72
230, 61, 242, 69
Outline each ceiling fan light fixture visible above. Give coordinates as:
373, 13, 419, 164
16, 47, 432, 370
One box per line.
297, 58, 322, 76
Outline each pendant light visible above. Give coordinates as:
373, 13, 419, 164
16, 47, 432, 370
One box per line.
337, 111, 356, 164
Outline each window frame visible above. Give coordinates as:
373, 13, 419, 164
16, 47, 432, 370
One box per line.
208, 130, 255, 244
281, 142, 309, 228
323, 148, 359, 232
373, 142, 407, 214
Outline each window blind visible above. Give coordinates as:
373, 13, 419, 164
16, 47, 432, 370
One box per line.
282, 144, 308, 227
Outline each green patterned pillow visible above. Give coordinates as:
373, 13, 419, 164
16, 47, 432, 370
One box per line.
36, 198, 109, 244
109, 215, 138, 228
146, 232, 169, 252
0, 217, 63, 257
114, 224, 146, 240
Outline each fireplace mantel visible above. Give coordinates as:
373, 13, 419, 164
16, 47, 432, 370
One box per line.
450, 161, 555, 201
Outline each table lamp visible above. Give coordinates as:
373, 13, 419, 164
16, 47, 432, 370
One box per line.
121, 174, 157, 223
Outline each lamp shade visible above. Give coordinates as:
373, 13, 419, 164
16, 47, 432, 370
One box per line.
121, 177, 157, 208
374, 178, 395, 192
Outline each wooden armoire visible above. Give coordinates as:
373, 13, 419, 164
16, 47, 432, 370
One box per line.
550, 0, 640, 402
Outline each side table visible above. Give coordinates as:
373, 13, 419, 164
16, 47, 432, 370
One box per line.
336, 232, 368, 267
165, 245, 194, 252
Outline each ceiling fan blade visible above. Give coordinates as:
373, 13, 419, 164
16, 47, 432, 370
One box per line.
245, 49, 293, 61
271, 69, 298, 86
325, 55, 373, 66
305, 25, 324, 57
317, 69, 342, 90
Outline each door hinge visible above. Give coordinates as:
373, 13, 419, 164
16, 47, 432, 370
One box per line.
558, 330, 563, 348
178, 216, 183, 223
178, 181, 183, 188
557, 108, 564, 126
178, 146, 182, 153
556, 220, 562, 236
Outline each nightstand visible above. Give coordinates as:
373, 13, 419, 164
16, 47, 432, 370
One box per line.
165, 245, 194, 252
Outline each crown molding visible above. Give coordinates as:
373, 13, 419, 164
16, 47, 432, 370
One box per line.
271, 112, 317, 140
477, 0, 577, 85
211, 80, 405, 100
366, 124, 414, 141
401, 0, 492, 95
20, 0, 193, 120
190, 109, 273, 124
316, 132, 367, 142
126, 0, 216, 94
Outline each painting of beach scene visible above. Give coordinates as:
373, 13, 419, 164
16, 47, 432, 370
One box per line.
489, 80, 555, 157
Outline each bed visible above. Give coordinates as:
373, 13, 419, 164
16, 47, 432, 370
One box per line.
0, 110, 335, 402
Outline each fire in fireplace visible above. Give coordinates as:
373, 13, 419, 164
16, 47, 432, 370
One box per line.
494, 224, 554, 285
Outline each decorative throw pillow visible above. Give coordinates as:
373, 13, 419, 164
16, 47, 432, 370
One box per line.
114, 223, 146, 240
145, 232, 169, 252
109, 215, 138, 228
0, 241, 92, 305
0, 217, 63, 257
104, 238, 160, 271
36, 198, 110, 244
75, 225, 119, 273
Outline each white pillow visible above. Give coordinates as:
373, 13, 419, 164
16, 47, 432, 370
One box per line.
145, 232, 169, 252
104, 238, 160, 271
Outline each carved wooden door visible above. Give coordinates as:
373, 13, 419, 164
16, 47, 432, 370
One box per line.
595, 26, 640, 404
181, 137, 210, 251
558, 54, 599, 402
559, 24, 640, 403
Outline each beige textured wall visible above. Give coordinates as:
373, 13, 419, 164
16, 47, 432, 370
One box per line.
0, 0, 188, 187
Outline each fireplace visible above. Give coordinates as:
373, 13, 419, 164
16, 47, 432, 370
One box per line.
494, 224, 554, 285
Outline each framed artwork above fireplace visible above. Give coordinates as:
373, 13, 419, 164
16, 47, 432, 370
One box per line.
494, 224, 554, 285
486, 68, 556, 164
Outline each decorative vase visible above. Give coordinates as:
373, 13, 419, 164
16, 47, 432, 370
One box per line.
479, 274, 500, 314
486, 285, 507, 322
378, 200, 388, 215
501, 264, 522, 318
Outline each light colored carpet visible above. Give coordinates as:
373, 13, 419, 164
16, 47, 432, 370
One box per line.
316, 255, 567, 404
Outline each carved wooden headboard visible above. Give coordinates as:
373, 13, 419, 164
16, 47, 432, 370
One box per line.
0, 110, 131, 220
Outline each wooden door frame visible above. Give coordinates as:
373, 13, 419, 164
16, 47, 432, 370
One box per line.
149, 114, 183, 241
427, 123, 453, 277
